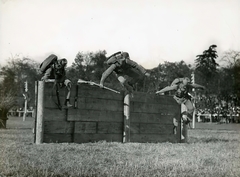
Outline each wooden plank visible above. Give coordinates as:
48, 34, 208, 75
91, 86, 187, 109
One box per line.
98, 122, 123, 134
78, 84, 123, 100
130, 134, 178, 143
34, 81, 38, 143
68, 109, 123, 122
123, 94, 130, 143
76, 98, 123, 111
130, 123, 140, 134
70, 84, 78, 96
44, 121, 74, 133
130, 112, 176, 124
44, 83, 67, 97
138, 123, 173, 134
131, 93, 176, 105
75, 122, 97, 133
131, 102, 179, 114
44, 83, 78, 107
44, 108, 67, 121
44, 95, 66, 109
74, 134, 122, 143
36, 81, 44, 144
44, 133, 72, 143
84, 98, 123, 111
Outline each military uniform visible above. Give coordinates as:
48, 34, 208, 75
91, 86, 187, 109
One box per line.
41, 58, 72, 108
100, 52, 149, 94
157, 77, 205, 123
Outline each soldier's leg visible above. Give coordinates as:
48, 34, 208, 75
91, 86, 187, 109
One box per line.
127, 72, 145, 90
173, 117, 178, 134
182, 99, 194, 123
185, 99, 194, 113
41, 67, 52, 81
64, 79, 72, 107
117, 76, 126, 87
118, 76, 134, 95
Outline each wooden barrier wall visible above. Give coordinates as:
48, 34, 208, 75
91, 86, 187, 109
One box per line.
35, 81, 186, 144
130, 93, 181, 143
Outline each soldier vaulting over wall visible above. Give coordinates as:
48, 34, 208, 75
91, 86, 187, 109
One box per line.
40, 54, 72, 109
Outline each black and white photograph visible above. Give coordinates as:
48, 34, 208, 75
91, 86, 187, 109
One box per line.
0, 0, 240, 176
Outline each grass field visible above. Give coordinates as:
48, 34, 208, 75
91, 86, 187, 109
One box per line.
1, 117, 240, 177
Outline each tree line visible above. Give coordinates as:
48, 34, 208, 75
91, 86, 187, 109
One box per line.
0, 46, 240, 115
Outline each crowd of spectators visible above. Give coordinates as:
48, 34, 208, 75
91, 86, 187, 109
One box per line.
194, 94, 240, 123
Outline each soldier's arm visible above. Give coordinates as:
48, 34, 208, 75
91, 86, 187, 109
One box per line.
100, 64, 117, 86
171, 78, 183, 86
190, 83, 205, 89
156, 85, 178, 94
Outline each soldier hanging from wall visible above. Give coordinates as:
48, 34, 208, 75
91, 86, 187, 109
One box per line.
156, 77, 205, 124
99, 51, 150, 97
40, 54, 72, 109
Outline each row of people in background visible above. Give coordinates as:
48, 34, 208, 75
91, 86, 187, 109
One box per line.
197, 106, 240, 115
195, 94, 239, 110
195, 94, 240, 122
196, 106, 240, 123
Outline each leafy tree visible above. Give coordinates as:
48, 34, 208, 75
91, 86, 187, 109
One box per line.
219, 50, 240, 105
0, 84, 16, 128
68, 50, 123, 90
145, 60, 192, 93
161, 60, 192, 82
221, 50, 240, 67
0, 55, 39, 126
195, 45, 218, 72
0, 67, 18, 123
144, 64, 165, 93
195, 45, 219, 93
68, 50, 107, 83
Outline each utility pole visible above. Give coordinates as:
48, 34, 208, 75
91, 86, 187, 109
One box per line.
191, 72, 196, 129
23, 81, 28, 121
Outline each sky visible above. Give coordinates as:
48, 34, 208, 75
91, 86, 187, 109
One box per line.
0, 0, 240, 69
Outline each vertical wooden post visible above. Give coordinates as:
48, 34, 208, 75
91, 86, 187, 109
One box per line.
180, 104, 188, 143
176, 106, 181, 143
181, 121, 188, 143
192, 100, 196, 129
123, 93, 130, 143
33, 81, 38, 143
36, 81, 45, 144
74, 84, 79, 109
23, 99, 27, 121
23, 81, 28, 121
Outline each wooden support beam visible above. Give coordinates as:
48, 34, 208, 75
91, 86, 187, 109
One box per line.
33, 81, 38, 143
180, 104, 188, 143
36, 81, 45, 144
123, 93, 130, 143
35, 82, 186, 144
